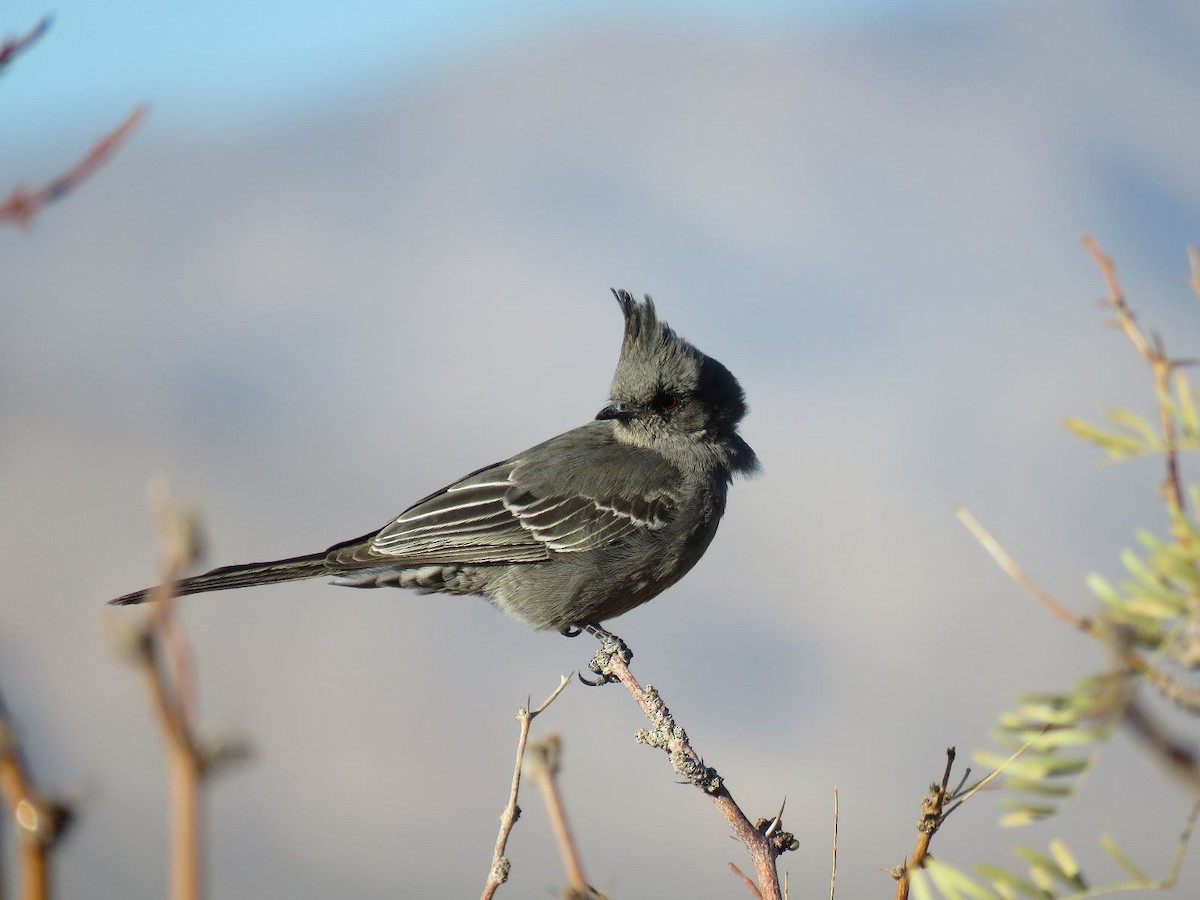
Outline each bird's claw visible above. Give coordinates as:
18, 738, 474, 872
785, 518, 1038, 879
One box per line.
568, 623, 632, 687
577, 667, 613, 687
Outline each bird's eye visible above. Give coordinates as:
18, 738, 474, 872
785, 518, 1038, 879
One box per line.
658, 392, 682, 412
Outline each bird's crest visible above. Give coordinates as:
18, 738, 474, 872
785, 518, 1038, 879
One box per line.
609, 289, 703, 400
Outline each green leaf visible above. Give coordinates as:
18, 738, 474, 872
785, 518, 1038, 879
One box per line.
1174, 370, 1199, 437
1099, 833, 1148, 881
974, 752, 1090, 780
1013, 845, 1086, 891
999, 779, 1075, 798
999, 807, 1057, 827
911, 869, 936, 900
1086, 573, 1126, 608
1048, 840, 1085, 887
976, 863, 1049, 898
1120, 548, 1184, 610
1062, 417, 1146, 457
1107, 408, 1162, 448
926, 859, 1001, 899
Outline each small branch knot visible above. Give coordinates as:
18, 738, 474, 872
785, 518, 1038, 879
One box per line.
13, 795, 73, 846
490, 856, 511, 884
754, 816, 800, 853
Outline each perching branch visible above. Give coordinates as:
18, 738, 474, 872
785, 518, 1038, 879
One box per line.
482, 675, 571, 900
587, 631, 796, 900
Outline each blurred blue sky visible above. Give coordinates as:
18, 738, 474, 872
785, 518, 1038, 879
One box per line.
3, 0, 998, 145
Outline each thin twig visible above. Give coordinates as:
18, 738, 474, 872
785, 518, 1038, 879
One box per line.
941, 725, 1051, 821
0, 688, 71, 900
1082, 235, 1187, 524
0, 16, 50, 72
892, 748, 957, 900
829, 786, 839, 900
481, 675, 570, 900
729, 862, 763, 898
955, 504, 1175, 688
124, 481, 213, 900
1187, 247, 1200, 300
955, 505, 1086, 630
2, 105, 147, 227
526, 733, 593, 898
589, 634, 794, 900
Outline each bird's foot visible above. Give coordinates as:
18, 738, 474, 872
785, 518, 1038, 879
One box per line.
573, 623, 632, 686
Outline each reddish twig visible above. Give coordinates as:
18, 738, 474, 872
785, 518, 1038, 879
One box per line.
728, 862, 763, 898
0, 688, 71, 900
589, 635, 795, 900
481, 675, 570, 900
2, 105, 147, 227
0, 16, 50, 72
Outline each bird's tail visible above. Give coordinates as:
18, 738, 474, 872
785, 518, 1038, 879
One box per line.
109, 552, 330, 605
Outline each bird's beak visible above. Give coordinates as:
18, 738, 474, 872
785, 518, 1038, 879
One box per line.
596, 401, 633, 422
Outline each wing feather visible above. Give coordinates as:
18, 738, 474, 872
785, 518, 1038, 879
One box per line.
367, 458, 676, 564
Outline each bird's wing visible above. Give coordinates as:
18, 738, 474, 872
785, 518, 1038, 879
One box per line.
366, 457, 675, 565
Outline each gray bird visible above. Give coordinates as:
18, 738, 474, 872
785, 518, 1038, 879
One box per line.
110, 290, 758, 632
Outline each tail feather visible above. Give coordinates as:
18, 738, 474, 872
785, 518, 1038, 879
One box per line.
109, 553, 331, 605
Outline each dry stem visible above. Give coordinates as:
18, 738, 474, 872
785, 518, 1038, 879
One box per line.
892, 748, 957, 900
1082, 235, 1188, 526
589, 635, 794, 900
0, 690, 71, 900
954, 505, 1169, 685
829, 786, 839, 900
526, 733, 595, 898
121, 481, 222, 900
481, 675, 570, 900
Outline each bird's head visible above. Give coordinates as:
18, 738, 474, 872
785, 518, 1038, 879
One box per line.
598, 290, 756, 473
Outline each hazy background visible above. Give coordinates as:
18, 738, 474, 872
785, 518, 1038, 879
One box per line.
3, 0, 1200, 896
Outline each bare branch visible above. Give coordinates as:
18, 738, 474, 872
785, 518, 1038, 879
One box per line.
118, 479, 245, 900
588, 632, 795, 900
1082, 234, 1187, 523
955, 504, 1088, 631
892, 748, 957, 900
526, 732, 596, 899
2, 105, 147, 227
482, 675, 570, 900
0, 687, 72, 900
956, 503, 1188, 696
0, 16, 50, 72
829, 786, 839, 900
